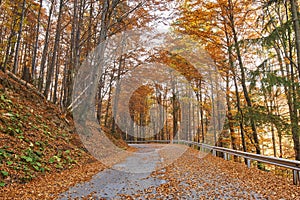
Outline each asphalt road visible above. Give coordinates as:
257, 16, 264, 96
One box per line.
58, 144, 266, 200
58, 144, 168, 199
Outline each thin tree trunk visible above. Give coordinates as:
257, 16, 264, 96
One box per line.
31, 0, 43, 80
199, 81, 205, 143
171, 78, 178, 143
225, 22, 247, 153
226, 70, 238, 160
111, 55, 123, 138
79, 0, 110, 124
21, 43, 31, 82
287, 8, 300, 160
228, 0, 261, 156
104, 81, 113, 127
2, 18, 17, 72
38, 0, 54, 91
53, 45, 61, 104
13, 0, 26, 74
44, 0, 64, 97
290, 0, 300, 78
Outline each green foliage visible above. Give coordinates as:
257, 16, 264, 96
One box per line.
0, 94, 12, 104
48, 149, 76, 169
262, 72, 292, 88
1, 170, 9, 177
262, 20, 292, 48
20, 148, 44, 172
6, 161, 13, 165
21, 155, 33, 162
0, 148, 13, 164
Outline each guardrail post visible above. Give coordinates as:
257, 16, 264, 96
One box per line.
212, 149, 216, 156
224, 153, 227, 160
247, 159, 251, 168
293, 170, 300, 185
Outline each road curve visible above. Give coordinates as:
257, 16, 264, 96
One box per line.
58, 144, 267, 199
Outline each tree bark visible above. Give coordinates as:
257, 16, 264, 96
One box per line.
38, 0, 54, 91
13, 0, 26, 74
44, 0, 64, 97
227, 0, 261, 156
290, 0, 300, 77
290, 0, 300, 161
31, 0, 43, 80
2, 18, 17, 72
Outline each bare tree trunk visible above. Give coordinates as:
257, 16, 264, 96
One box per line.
2, 18, 17, 72
44, 0, 64, 97
53, 46, 61, 104
290, 0, 300, 77
163, 89, 168, 140
13, 0, 26, 74
104, 81, 113, 127
226, 70, 238, 159
21, 43, 31, 82
171, 78, 178, 142
31, 0, 43, 81
194, 80, 205, 143
290, 0, 300, 161
228, 0, 261, 157
111, 55, 123, 138
79, 0, 110, 124
38, 0, 54, 91
96, 81, 103, 122
224, 21, 247, 154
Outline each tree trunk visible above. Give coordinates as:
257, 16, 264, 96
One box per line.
38, 0, 54, 91
226, 70, 238, 160
2, 18, 17, 72
44, 0, 63, 97
31, 0, 43, 80
79, 0, 110, 124
289, 0, 300, 161
290, 0, 300, 78
13, 0, 26, 74
53, 46, 61, 104
224, 21, 244, 155
228, 0, 261, 156
172, 79, 178, 142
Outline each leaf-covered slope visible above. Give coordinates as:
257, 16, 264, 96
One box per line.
0, 71, 99, 187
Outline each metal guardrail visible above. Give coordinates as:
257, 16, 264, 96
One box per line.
126, 140, 300, 185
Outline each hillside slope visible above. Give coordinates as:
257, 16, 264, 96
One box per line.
0, 71, 130, 199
